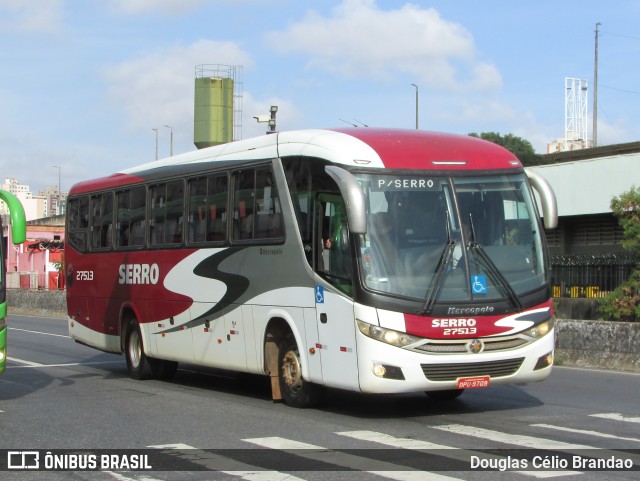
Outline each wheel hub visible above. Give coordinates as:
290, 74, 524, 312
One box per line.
281, 350, 302, 392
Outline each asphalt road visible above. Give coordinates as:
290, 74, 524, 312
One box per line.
1, 313, 639, 481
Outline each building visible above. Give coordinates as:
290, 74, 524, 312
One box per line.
5, 214, 65, 290
530, 141, 640, 298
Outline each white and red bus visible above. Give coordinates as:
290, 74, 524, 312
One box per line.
66, 128, 557, 407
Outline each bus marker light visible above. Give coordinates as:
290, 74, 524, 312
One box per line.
309, 347, 316, 354
217, 339, 222, 344
161, 332, 166, 337
315, 343, 323, 349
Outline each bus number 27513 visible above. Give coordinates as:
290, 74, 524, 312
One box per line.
76, 270, 94, 281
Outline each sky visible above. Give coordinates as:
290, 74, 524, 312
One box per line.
1, 0, 639, 193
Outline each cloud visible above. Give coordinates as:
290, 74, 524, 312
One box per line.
102, 39, 253, 148
265, 0, 501, 92
0, 0, 65, 34
107, 0, 207, 15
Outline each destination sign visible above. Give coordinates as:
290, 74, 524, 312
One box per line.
371, 177, 438, 191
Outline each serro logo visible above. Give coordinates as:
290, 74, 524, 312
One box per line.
431, 318, 477, 328
118, 263, 160, 285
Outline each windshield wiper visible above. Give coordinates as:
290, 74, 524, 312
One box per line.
420, 214, 455, 315
467, 214, 522, 311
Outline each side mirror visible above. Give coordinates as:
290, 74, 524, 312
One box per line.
525, 168, 558, 230
325, 166, 367, 234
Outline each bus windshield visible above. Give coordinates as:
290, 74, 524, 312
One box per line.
356, 172, 546, 304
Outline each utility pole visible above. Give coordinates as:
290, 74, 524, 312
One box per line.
164, 125, 173, 156
152, 128, 158, 160
593, 22, 601, 147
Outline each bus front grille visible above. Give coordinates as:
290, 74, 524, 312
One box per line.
421, 358, 524, 381
413, 336, 528, 354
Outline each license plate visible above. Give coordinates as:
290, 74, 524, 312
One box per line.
456, 376, 490, 389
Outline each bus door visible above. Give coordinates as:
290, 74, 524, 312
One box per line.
313, 194, 359, 390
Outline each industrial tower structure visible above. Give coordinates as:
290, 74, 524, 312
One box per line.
547, 77, 592, 153
193, 64, 243, 149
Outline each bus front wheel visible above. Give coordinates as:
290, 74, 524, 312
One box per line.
278, 334, 321, 408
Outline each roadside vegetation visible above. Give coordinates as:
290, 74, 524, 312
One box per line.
598, 186, 640, 321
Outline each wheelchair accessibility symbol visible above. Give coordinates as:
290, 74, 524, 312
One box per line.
315, 285, 325, 304
471, 275, 487, 294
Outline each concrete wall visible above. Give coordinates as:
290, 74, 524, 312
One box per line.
7, 289, 67, 317
7, 290, 640, 373
555, 319, 640, 372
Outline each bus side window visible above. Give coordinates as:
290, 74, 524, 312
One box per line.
233, 170, 255, 240
115, 187, 145, 248
208, 175, 227, 242
68, 196, 89, 252
188, 174, 228, 244
116, 190, 130, 248
188, 177, 207, 243
129, 187, 146, 247
90, 193, 113, 250
232, 167, 283, 242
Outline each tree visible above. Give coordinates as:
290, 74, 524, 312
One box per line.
468, 132, 542, 166
598, 186, 640, 322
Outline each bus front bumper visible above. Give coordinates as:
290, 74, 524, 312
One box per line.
355, 328, 555, 394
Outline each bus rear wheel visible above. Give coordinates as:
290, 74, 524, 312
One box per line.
278, 334, 321, 408
125, 320, 154, 380
125, 320, 178, 381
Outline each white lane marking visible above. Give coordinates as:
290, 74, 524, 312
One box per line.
9, 327, 70, 338
244, 436, 462, 481
149, 443, 308, 481
104, 471, 166, 481
532, 423, 640, 443
7, 357, 121, 368
431, 424, 595, 450
337, 430, 454, 450
590, 413, 640, 423
429, 425, 585, 477
337, 430, 574, 479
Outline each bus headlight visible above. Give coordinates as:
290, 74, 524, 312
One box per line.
356, 320, 421, 348
522, 317, 555, 339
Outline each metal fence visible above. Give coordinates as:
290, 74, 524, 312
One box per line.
550, 253, 639, 298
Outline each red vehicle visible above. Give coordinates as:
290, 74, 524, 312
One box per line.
66, 128, 557, 407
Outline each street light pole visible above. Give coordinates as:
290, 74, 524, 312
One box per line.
152, 128, 158, 160
164, 125, 173, 156
411, 84, 419, 129
593, 22, 601, 147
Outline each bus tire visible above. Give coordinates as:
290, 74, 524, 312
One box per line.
278, 334, 321, 408
426, 389, 464, 401
125, 320, 154, 380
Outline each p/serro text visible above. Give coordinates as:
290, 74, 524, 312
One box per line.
118, 263, 159, 285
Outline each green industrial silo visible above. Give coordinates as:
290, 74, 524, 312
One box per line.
194, 74, 234, 149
